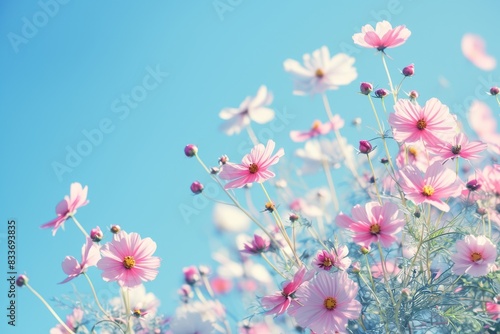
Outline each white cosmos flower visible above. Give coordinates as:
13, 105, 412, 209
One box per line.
219, 85, 274, 135
284, 46, 357, 95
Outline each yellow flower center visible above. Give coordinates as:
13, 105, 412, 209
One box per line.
133, 309, 142, 318
264, 201, 275, 212
323, 297, 337, 311
370, 223, 381, 235
470, 252, 482, 262
416, 118, 427, 130
123, 256, 136, 269
322, 257, 333, 267
312, 120, 321, 130
315, 68, 324, 78
408, 146, 418, 157
248, 163, 259, 174
422, 185, 435, 197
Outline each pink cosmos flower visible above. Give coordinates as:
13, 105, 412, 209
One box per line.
283, 46, 357, 96
219, 140, 284, 189
486, 301, 500, 320
389, 98, 457, 145
450, 235, 497, 277
312, 245, 351, 271
59, 237, 100, 284
352, 20, 411, 51
288, 271, 361, 333
461, 33, 496, 71
241, 234, 270, 255
427, 132, 487, 162
398, 162, 463, 212
336, 201, 404, 247
395, 141, 438, 172
41, 182, 89, 236
289, 117, 344, 142
219, 85, 274, 135
97, 231, 161, 288
468, 100, 500, 155
260, 266, 313, 316
50, 308, 84, 334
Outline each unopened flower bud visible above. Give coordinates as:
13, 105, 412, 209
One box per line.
218, 155, 229, 165
360, 82, 373, 95
184, 144, 198, 157
178, 284, 193, 301
183, 266, 201, 285
401, 288, 412, 298
489, 86, 500, 96
402, 64, 415, 77
380, 157, 389, 164
408, 90, 419, 101
360, 246, 370, 255
90, 226, 103, 242
198, 265, 210, 276
359, 140, 373, 154
190, 181, 204, 194
110, 225, 121, 234
16, 275, 28, 287
210, 167, 220, 174
414, 210, 421, 218
374, 88, 389, 98
466, 179, 481, 192
289, 213, 299, 222
476, 207, 487, 216
369, 176, 375, 184
351, 262, 361, 274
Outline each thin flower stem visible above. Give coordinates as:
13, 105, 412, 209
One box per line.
83, 272, 112, 319
71, 215, 89, 238
246, 125, 259, 146
395, 76, 407, 97
321, 158, 339, 212
122, 287, 132, 334
25, 283, 76, 334
202, 276, 215, 299
91, 320, 126, 334
496, 95, 500, 106
261, 253, 287, 279
308, 225, 330, 251
195, 153, 211, 174
366, 154, 382, 204
381, 53, 397, 104
362, 256, 390, 332
194, 286, 208, 303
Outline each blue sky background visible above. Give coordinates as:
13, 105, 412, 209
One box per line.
1, 0, 499, 332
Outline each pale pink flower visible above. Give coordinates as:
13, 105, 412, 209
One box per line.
50, 308, 84, 334
97, 231, 161, 288
260, 266, 313, 316
59, 237, 100, 284
219, 140, 284, 189
486, 301, 500, 320
288, 271, 361, 333
336, 201, 404, 247
398, 162, 463, 212
427, 132, 487, 162
353, 20, 411, 51
450, 235, 497, 277
41, 182, 89, 236
461, 33, 496, 71
371, 259, 401, 278
396, 141, 438, 172
295, 137, 356, 174
210, 276, 233, 294
389, 98, 457, 145
219, 85, 274, 135
312, 246, 351, 271
468, 100, 500, 155
290, 117, 344, 142
283, 46, 357, 95
241, 234, 270, 255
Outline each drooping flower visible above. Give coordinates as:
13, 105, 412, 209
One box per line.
450, 235, 497, 277
41, 182, 89, 236
398, 162, 463, 212
260, 266, 313, 316
50, 308, 84, 334
352, 20, 411, 52
59, 237, 100, 284
389, 98, 457, 145
312, 246, 351, 271
426, 132, 487, 162
336, 201, 404, 247
241, 234, 270, 255
219, 85, 274, 135
290, 117, 343, 142
97, 231, 161, 288
288, 271, 361, 333
283, 46, 357, 96
219, 140, 284, 189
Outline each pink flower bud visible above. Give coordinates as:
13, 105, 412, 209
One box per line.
359, 140, 373, 154
184, 144, 198, 157
289, 213, 299, 222
16, 274, 28, 287
90, 226, 103, 242
360, 246, 370, 255
466, 179, 481, 191
183, 266, 200, 285
360, 82, 373, 95
110, 225, 121, 234
190, 181, 204, 194
375, 88, 389, 98
402, 64, 414, 77
490, 86, 500, 95
218, 155, 229, 165
408, 90, 419, 101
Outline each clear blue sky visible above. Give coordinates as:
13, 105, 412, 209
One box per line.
1, 1, 499, 332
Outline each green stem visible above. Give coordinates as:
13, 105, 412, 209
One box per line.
366, 154, 382, 204
25, 283, 75, 334
83, 272, 112, 319
261, 253, 287, 279
381, 53, 397, 104
70, 215, 89, 238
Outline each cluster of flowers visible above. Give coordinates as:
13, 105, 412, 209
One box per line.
20, 20, 500, 333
